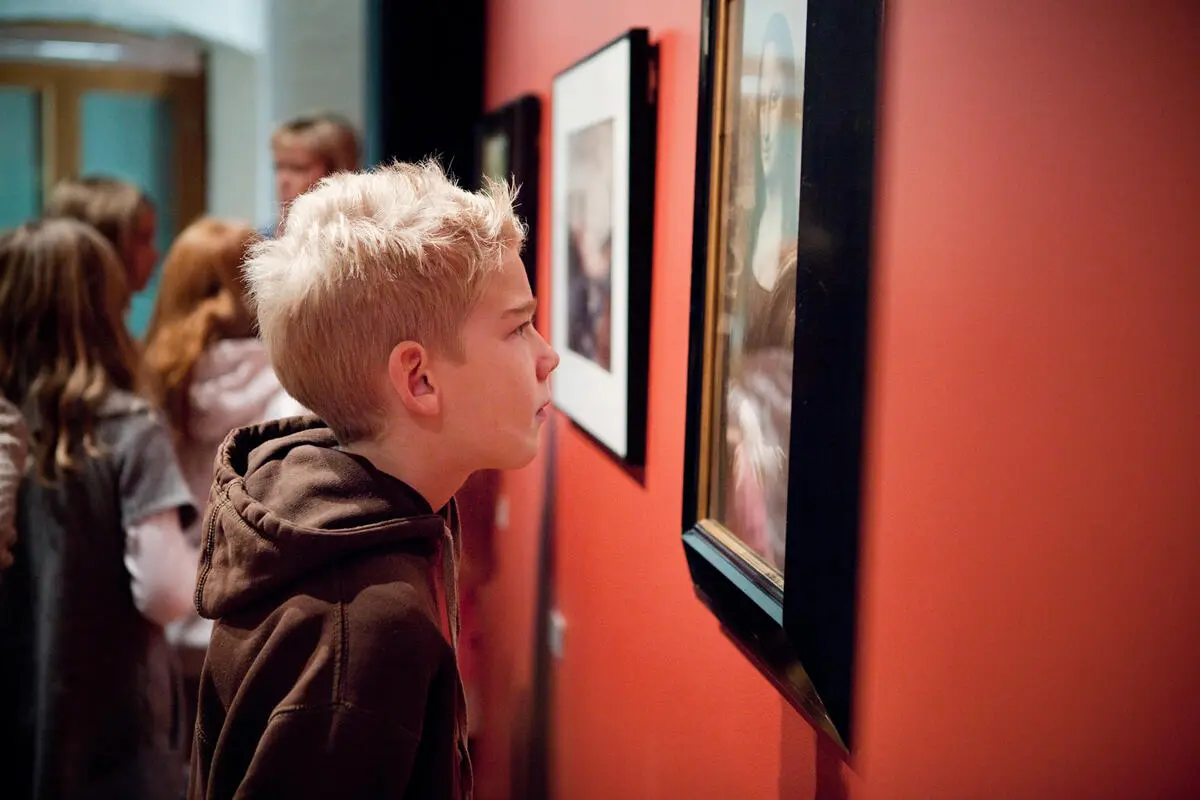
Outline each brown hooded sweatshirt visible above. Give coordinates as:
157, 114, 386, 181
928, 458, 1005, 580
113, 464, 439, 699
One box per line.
188, 417, 471, 799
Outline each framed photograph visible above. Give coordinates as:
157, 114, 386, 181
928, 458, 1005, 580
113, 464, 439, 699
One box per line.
681, 0, 883, 750
550, 29, 658, 467
477, 94, 542, 293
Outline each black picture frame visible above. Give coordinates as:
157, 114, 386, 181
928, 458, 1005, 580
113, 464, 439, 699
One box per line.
680, 0, 883, 751
476, 94, 542, 294
548, 29, 658, 468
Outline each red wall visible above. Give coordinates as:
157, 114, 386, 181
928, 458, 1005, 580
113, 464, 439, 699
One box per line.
477, 1, 1200, 798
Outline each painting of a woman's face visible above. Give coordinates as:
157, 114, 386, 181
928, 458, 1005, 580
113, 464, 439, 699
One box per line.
758, 39, 789, 183
712, 2, 808, 571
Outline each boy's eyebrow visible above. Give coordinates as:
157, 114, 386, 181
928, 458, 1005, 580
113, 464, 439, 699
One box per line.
503, 298, 538, 318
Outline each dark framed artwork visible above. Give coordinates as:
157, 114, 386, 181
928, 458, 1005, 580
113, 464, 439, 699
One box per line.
681, 0, 883, 750
550, 29, 658, 467
477, 94, 542, 293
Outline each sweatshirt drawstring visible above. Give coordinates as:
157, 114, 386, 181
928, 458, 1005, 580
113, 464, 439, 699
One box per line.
441, 525, 461, 652
441, 501, 473, 798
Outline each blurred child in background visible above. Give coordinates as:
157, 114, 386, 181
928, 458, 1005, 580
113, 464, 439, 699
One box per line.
0, 218, 198, 798
143, 216, 304, 664
266, 112, 362, 237
45, 175, 159, 303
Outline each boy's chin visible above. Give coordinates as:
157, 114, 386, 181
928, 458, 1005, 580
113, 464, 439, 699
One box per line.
484, 438, 542, 472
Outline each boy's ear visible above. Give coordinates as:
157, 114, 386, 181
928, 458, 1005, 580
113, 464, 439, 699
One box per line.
386, 340, 440, 417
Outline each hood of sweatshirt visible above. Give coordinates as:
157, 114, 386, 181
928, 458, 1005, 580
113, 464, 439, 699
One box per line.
192, 415, 473, 796
194, 416, 455, 621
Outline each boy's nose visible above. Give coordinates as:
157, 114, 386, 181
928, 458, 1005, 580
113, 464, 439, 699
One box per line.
539, 346, 560, 380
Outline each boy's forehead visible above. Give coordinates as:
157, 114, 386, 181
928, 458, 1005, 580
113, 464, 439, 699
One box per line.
478, 254, 532, 312
273, 137, 317, 160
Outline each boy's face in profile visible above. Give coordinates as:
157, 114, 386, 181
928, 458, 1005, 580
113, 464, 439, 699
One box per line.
434, 249, 559, 471
273, 138, 327, 210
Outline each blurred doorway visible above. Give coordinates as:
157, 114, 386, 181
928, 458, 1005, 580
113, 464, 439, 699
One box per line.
0, 24, 206, 336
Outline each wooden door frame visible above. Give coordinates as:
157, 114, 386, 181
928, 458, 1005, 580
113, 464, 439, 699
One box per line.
0, 61, 207, 234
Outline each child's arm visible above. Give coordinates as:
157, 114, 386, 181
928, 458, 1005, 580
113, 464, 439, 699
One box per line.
116, 407, 200, 627
124, 508, 199, 626
0, 397, 27, 571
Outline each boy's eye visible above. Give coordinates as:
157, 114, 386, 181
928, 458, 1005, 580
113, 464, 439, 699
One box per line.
514, 319, 536, 337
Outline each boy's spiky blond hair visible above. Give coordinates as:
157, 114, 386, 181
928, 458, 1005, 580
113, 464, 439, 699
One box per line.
245, 159, 525, 442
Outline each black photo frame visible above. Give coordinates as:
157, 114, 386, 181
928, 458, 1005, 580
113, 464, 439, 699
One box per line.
680, 0, 883, 750
549, 29, 658, 468
477, 94, 542, 293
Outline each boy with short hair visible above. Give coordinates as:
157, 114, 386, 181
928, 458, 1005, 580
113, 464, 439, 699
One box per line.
188, 160, 558, 799
266, 112, 362, 237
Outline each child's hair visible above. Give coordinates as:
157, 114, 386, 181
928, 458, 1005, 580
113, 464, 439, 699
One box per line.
0, 218, 141, 482
245, 159, 525, 442
143, 217, 259, 441
44, 175, 151, 287
271, 112, 362, 175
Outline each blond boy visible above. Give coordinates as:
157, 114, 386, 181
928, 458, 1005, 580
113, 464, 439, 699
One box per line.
188, 160, 558, 799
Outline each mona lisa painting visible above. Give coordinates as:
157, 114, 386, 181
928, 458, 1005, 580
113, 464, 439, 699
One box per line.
681, 0, 883, 751
718, 3, 807, 573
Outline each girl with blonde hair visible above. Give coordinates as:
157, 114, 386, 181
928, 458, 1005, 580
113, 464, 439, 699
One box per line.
0, 218, 198, 798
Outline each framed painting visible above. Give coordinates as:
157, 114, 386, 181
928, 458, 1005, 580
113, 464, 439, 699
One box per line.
477, 94, 542, 293
681, 0, 883, 750
549, 29, 658, 467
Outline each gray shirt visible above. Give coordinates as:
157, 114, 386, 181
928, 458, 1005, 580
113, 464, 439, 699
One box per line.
0, 389, 198, 800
